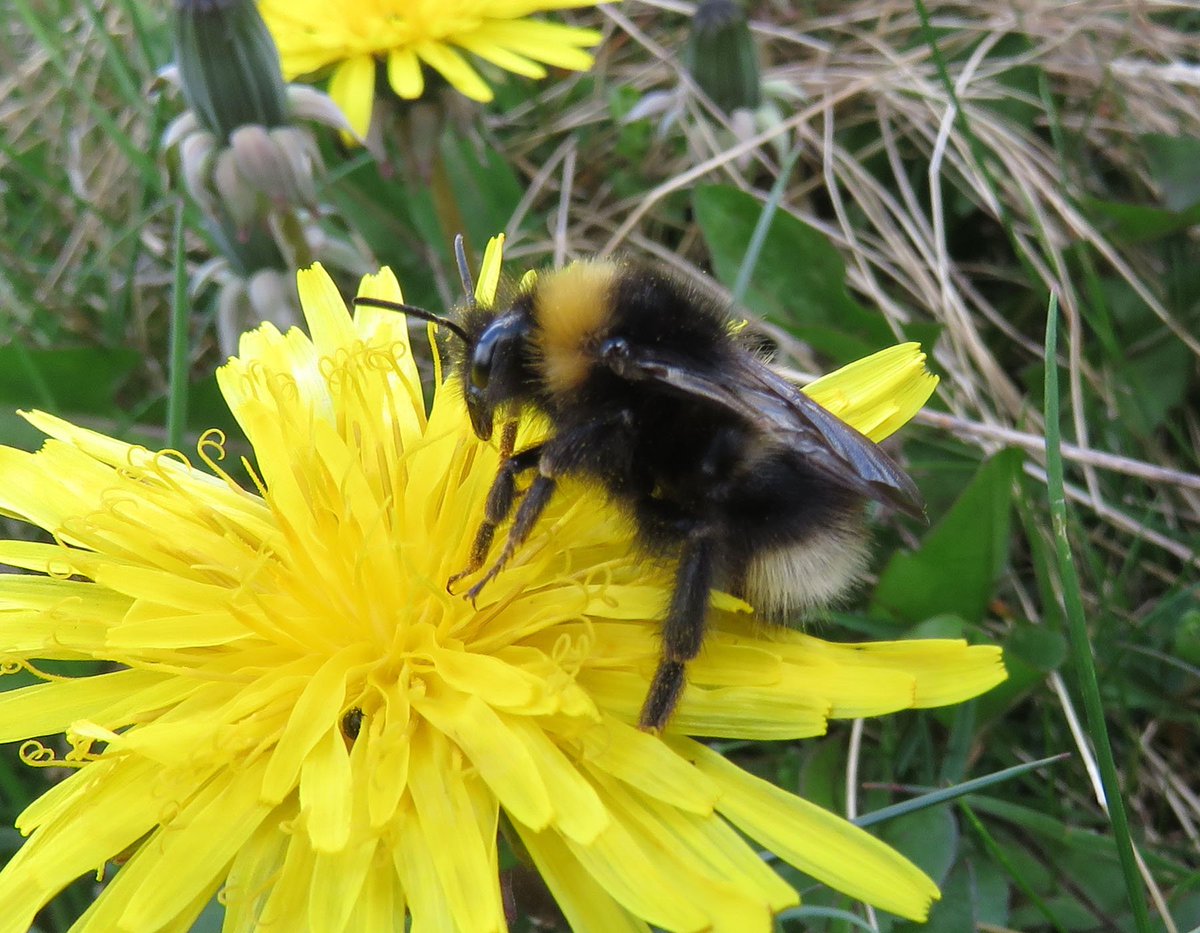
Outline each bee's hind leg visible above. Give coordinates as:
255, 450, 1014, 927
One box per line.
639, 528, 719, 732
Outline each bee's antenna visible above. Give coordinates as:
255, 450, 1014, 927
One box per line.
353, 296, 470, 344
454, 234, 476, 311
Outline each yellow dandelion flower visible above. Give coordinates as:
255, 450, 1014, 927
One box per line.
0, 243, 1003, 931
259, 0, 604, 137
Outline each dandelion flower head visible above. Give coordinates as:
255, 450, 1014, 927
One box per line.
0, 238, 1005, 931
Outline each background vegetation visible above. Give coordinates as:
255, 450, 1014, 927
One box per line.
1, 1, 1197, 930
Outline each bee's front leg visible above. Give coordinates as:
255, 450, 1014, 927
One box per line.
498, 419, 519, 460
448, 443, 544, 593
457, 412, 638, 601
463, 470, 557, 602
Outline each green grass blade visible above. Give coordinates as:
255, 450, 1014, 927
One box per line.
853, 753, 1069, 828
960, 801, 1070, 933
1043, 294, 1153, 933
167, 200, 189, 452
731, 145, 802, 306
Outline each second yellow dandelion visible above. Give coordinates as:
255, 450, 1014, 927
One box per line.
260, 0, 605, 137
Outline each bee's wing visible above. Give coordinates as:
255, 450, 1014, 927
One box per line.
613, 346, 926, 519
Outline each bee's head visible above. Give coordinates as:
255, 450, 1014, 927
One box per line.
351, 292, 533, 442
354, 235, 537, 443
461, 308, 532, 441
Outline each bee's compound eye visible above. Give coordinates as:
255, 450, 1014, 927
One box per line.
470, 313, 527, 393
470, 321, 509, 390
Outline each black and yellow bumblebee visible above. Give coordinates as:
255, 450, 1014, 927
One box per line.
357, 238, 925, 732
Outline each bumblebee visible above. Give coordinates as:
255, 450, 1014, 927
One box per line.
357, 239, 925, 731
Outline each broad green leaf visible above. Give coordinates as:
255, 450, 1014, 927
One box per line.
796, 738, 844, 813
693, 184, 894, 361
439, 133, 524, 251
322, 156, 442, 312
1174, 610, 1200, 668
1143, 133, 1200, 212
898, 857, 1009, 933
878, 806, 958, 888
906, 614, 966, 640
873, 448, 1022, 624
0, 345, 140, 418
1083, 196, 1200, 244
1116, 336, 1191, 435
1006, 624, 1067, 673
972, 624, 1064, 725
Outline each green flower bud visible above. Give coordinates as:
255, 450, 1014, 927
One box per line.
685, 0, 761, 115
173, 0, 289, 141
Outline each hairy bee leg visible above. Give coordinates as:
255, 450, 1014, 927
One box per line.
465, 474, 556, 602
499, 420, 519, 461
446, 525, 497, 593
462, 414, 636, 600
639, 532, 718, 732
448, 444, 544, 592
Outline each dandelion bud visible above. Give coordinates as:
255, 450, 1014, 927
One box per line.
686, 0, 761, 115
173, 0, 289, 141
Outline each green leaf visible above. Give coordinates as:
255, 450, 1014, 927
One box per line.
323, 156, 441, 312
878, 805, 959, 887
438, 134, 524, 251
1143, 133, 1200, 212
872, 448, 1022, 624
325, 135, 523, 312
972, 624, 1064, 725
693, 185, 894, 361
0, 345, 141, 418
1082, 196, 1200, 244
1006, 624, 1067, 673
900, 857, 1010, 933
1164, 877, 1200, 932
1174, 610, 1200, 668
1116, 335, 1191, 435
906, 614, 966, 640
796, 738, 845, 813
